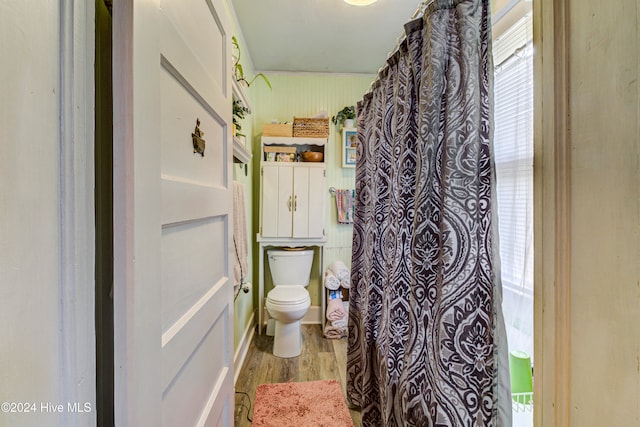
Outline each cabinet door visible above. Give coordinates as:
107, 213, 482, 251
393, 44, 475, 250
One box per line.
261, 165, 293, 237
292, 167, 309, 238
277, 167, 294, 236
292, 166, 326, 238
307, 167, 326, 238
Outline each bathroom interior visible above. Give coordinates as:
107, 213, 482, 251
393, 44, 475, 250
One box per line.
4, 0, 640, 425
229, 0, 534, 425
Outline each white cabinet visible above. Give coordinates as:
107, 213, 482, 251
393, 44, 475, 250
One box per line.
257, 136, 327, 334
259, 136, 327, 239
261, 163, 326, 238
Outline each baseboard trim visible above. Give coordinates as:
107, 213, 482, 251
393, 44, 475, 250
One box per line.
234, 311, 256, 386
301, 305, 322, 324
262, 305, 323, 326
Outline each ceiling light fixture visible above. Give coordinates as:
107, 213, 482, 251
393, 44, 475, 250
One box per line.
344, 0, 378, 6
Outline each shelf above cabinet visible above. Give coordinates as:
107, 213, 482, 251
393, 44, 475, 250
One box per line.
232, 78, 252, 113
262, 136, 326, 146
261, 136, 327, 164
233, 136, 252, 164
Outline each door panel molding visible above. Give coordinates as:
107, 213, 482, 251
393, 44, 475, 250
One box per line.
160, 55, 227, 126
161, 178, 230, 225
161, 277, 230, 392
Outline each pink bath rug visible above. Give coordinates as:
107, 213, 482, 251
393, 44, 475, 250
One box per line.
252, 379, 353, 427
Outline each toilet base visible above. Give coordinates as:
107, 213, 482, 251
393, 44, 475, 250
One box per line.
272, 319, 303, 358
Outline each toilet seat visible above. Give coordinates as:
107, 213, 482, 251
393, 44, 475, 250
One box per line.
267, 286, 310, 306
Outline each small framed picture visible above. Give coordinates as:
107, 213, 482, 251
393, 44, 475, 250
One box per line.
342, 128, 357, 168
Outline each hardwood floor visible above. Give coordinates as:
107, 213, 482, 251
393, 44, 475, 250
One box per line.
234, 324, 362, 426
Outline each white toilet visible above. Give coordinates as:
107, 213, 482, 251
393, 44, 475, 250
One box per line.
266, 248, 313, 358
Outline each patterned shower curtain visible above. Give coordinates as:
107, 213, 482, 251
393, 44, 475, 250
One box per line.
346, 0, 511, 425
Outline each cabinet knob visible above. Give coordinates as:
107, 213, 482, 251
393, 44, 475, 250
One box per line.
287, 195, 292, 212
294, 195, 297, 211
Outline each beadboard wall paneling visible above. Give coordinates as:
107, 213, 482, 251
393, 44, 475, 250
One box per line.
251, 73, 374, 305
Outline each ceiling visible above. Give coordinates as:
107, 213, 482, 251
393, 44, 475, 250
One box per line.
230, 0, 424, 74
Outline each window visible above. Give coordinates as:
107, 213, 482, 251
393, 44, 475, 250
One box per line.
493, 12, 534, 370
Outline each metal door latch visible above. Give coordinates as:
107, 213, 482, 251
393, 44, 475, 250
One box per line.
192, 118, 206, 157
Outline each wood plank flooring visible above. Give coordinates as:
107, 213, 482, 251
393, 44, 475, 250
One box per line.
234, 324, 362, 426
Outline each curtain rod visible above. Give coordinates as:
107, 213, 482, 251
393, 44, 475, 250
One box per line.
389, 0, 433, 58
369, 0, 435, 89
392, 0, 436, 56
361, 0, 487, 101
412, 0, 434, 19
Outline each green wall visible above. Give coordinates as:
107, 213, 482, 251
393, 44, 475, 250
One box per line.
250, 73, 375, 307
227, 1, 376, 352
226, 0, 257, 354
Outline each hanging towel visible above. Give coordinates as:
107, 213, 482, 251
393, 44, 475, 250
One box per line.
233, 182, 249, 296
324, 269, 340, 290
328, 260, 350, 282
335, 189, 356, 224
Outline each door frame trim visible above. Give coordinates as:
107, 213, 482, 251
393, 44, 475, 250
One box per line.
533, 0, 572, 425
58, 0, 97, 424
112, 0, 163, 424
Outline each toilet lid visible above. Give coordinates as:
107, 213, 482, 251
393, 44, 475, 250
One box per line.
267, 286, 309, 305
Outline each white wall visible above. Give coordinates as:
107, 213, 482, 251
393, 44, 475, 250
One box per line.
0, 2, 96, 426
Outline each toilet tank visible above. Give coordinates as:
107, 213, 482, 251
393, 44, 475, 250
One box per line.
267, 249, 314, 286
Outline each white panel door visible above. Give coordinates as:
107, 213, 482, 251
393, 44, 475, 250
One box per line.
113, 0, 234, 426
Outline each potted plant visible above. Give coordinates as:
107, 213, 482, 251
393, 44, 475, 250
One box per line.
331, 106, 356, 128
232, 36, 272, 90
233, 98, 250, 139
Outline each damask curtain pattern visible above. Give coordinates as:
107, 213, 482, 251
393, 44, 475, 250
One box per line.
346, 0, 511, 425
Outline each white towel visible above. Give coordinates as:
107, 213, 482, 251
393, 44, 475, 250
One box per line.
328, 260, 350, 282
340, 276, 350, 289
233, 182, 249, 295
324, 270, 340, 290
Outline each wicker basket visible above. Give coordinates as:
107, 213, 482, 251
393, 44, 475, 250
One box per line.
292, 117, 330, 138
262, 123, 293, 137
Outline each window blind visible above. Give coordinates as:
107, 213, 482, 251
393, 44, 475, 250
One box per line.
493, 13, 534, 358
